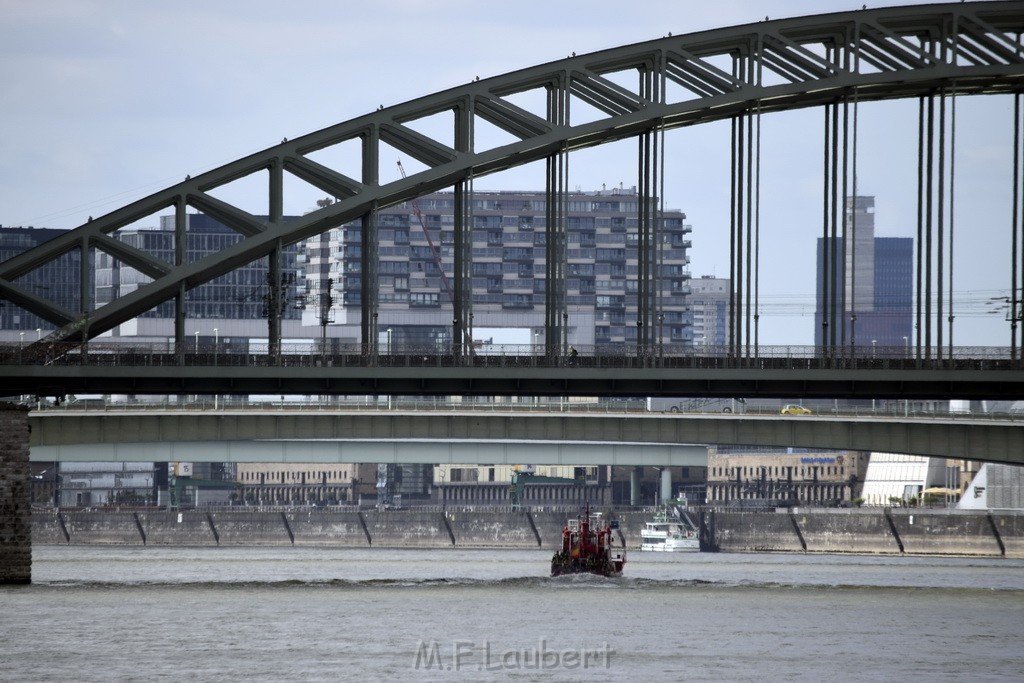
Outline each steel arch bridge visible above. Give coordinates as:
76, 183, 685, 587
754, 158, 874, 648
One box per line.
2, 2, 1024, 369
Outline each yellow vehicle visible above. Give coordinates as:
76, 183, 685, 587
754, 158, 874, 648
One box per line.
780, 404, 812, 415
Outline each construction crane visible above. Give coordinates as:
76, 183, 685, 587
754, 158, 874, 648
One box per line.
396, 160, 474, 351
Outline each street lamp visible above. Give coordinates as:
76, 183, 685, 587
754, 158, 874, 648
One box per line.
871, 339, 877, 359
36, 328, 41, 341
194, 331, 199, 353
386, 328, 392, 355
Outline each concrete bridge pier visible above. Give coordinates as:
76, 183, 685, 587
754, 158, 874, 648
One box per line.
660, 467, 673, 504
630, 467, 642, 506
0, 403, 31, 584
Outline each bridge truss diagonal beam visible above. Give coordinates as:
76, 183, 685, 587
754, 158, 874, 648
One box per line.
1, 2, 1022, 354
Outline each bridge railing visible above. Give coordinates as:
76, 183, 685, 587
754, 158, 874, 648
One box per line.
28, 393, 1024, 422
0, 340, 1018, 370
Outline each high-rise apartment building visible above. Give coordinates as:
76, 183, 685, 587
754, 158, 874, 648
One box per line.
302, 186, 693, 348
689, 275, 730, 351
815, 196, 913, 349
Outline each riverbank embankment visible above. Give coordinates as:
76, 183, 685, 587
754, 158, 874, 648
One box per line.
30, 508, 1024, 558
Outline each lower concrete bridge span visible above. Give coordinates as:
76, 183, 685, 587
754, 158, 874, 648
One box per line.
29, 437, 708, 467
27, 409, 1024, 466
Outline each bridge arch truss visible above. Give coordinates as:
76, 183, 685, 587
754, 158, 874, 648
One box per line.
2, 1, 1023, 361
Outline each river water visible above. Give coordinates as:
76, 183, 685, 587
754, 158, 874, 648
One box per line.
2, 546, 1022, 682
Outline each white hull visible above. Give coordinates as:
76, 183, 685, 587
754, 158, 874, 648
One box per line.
640, 514, 700, 552
640, 539, 700, 552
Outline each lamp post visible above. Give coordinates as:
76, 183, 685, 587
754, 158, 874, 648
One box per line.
36, 328, 41, 341
194, 331, 199, 353
871, 339, 877, 359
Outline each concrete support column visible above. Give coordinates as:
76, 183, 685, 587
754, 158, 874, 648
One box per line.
630, 467, 642, 507
660, 467, 672, 504
1, 403, 31, 584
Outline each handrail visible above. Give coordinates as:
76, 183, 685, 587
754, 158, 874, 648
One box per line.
0, 340, 1020, 370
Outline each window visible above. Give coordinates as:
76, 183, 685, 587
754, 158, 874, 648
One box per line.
410, 293, 440, 307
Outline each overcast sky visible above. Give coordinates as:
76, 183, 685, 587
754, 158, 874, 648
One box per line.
1, 0, 1018, 346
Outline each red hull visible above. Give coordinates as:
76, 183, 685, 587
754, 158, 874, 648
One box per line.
550, 510, 626, 577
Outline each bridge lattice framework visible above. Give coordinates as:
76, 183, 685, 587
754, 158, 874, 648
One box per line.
1, 2, 1023, 369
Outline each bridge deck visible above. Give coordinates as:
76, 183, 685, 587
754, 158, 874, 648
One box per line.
3, 345, 1023, 399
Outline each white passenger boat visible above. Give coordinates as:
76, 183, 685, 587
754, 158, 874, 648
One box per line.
639, 509, 700, 552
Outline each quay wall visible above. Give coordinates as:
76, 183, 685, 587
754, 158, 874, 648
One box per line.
446, 511, 537, 548
703, 508, 1024, 558
29, 508, 1024, 558
360, 511, 452, 548
285, 511, 369, 547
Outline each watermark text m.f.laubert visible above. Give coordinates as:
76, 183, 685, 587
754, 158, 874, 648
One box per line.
412, 638, 614, 671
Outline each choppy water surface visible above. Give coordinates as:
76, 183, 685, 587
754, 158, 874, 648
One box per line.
3, 547, 1023, 682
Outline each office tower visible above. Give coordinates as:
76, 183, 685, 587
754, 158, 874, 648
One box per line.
0, 226, 85, 335
815, 196, 912, 349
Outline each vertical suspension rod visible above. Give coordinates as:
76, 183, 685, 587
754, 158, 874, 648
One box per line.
821, 103, 831, 355
174, 196, 187, 364
1012, 93, 1022, 364
842, 92, 851, 352
921, 98, 929, 360
454, 100, 474, 359
753, 34, 764, 356
948, 86, 957, 362
937, 88, 946, 356
829, 100, 840, 352
925, 93, 935, 359
544, 75, 568, 359
729, 114, 744, 359
637, 126, 650, 354
360, 126, 380, 357
744, 108, 754, 355
268, 158, 284, 362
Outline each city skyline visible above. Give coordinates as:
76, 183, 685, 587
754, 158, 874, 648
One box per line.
1, 1, 1018, 346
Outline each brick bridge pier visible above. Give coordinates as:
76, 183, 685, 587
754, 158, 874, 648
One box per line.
0, 403, 31, 583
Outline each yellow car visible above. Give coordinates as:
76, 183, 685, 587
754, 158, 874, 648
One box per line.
780, 404, 812, 415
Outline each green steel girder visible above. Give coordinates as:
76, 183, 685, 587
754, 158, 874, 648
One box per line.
2, 2, 1023, 345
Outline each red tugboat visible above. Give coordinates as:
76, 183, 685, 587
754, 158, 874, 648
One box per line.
550, 509, 626, 577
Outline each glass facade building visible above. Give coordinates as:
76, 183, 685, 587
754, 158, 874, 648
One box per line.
0, 227, 86, 334
815, 196, 913, 349
95, 213, 304, 321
